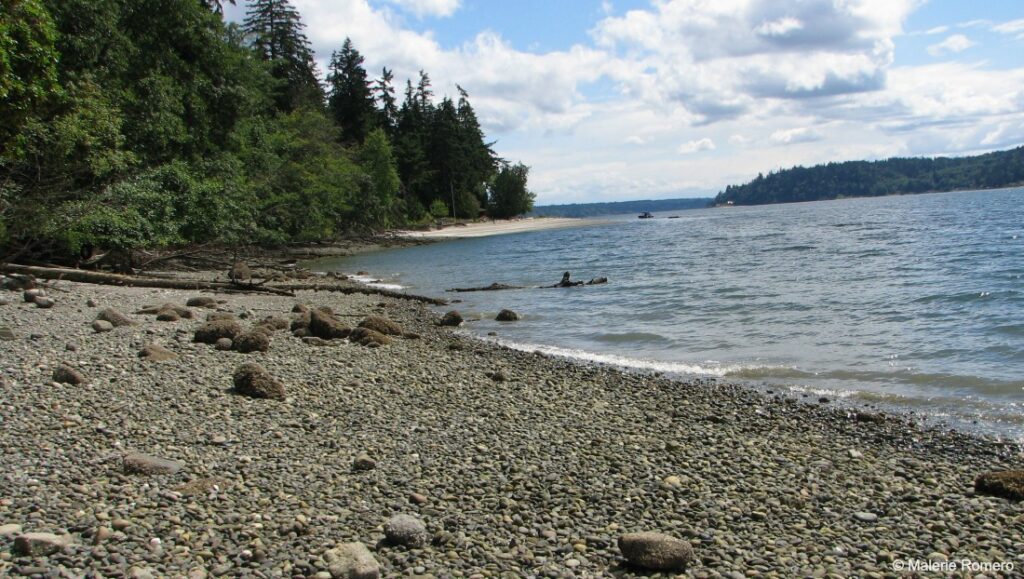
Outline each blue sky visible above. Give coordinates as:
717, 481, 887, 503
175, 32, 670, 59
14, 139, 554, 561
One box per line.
224, 1, 1024, 204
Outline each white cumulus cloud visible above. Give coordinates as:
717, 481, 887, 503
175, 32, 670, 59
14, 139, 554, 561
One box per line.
926, 34, 975, 56
679, 138, 716, 154
993, 18, 1024, 39
770, 127, 823, 145
755, 17, 804, 38
383, 0, 460, 18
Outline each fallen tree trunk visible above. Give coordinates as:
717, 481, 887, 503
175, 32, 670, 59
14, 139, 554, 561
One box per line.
267, 282, 448, 305
448, 282, 525, 293
0, 264, 295, 297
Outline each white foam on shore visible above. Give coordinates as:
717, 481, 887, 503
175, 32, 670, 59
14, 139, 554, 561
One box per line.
349, 274, 404, 291
484, 336, 789, 377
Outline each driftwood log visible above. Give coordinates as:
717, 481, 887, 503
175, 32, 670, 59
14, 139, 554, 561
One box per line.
449, 272, 608, 292
257, 282, 449, 305
448, 282, 524, 293
0, 264, 295, 297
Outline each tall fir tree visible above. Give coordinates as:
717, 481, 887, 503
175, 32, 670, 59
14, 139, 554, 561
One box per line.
243, 0, 322, 111
326, 38, 376, 144
374, 67, 398, 136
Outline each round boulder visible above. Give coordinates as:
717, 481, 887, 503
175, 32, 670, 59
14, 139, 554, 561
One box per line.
233, 330, 271, 353
91, 320, 114, 333
53, 364, 88, 385
495, 309, 519, 322
33, 296, 55, 308
214, 337, 234, 351
383, 514, 429, 548
618, 532, 695, 571
975, 470, 1024, 501
194, 319, 244, 344
439, 311, 463, 327
232, 362, 285, 400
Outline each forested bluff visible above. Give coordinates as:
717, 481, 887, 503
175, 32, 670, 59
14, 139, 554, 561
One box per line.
714, 146, 1024, 206
0, 0, 535, 264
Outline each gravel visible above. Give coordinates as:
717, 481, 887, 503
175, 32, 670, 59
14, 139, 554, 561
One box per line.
0, 278, 1022, 577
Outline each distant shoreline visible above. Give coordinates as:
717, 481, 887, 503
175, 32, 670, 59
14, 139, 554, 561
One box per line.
395, 217, 609, 239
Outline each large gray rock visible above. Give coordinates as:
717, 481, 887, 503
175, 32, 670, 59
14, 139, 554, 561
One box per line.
33, 296, 55, 308
123, 452, 183, 475
232, 362, 285, 400
0, 326, 17, 340
325, 542, 379, 579
383, 514, 429, 548
96, 308, 135, 327
91, 320, 114, 333
13, 532, 74, 556
618, 532, 695, 571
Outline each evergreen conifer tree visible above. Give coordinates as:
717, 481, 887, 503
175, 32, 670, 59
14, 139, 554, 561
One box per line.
243, 0, 322, 111
374, 67, 398, 136
326, 38, 376, 143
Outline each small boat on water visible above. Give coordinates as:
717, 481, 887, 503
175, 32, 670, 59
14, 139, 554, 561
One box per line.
638, 211, 654, 219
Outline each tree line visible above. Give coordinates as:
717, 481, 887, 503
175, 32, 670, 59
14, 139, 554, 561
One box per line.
714, 146, 1024, 206
0, 0, 535, 263
532, 197, 711, 218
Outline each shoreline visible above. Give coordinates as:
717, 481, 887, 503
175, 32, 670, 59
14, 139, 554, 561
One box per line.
395, 217, 610, 239
0, 277, 1021, 576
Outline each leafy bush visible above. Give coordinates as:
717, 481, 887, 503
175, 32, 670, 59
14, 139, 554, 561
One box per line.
429, 199, 449, 219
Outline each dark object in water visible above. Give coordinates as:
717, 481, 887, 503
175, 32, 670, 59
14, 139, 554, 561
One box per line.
448, 282, 524, 292
551, 272, 608, 288
638, 212, 654, 219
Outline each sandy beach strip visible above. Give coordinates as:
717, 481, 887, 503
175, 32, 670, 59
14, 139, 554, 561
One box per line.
396, 217, 609, 239
0, 274, 1021, 577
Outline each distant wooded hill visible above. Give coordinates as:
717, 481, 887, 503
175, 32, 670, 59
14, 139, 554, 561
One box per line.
714, 146, 1024, 206
531, 197, 712, 218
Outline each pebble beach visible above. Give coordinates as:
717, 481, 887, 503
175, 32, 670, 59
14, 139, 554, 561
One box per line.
0, 275, 1022, 578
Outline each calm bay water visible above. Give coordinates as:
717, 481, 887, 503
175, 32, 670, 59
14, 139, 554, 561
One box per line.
316, 187, 1024, 440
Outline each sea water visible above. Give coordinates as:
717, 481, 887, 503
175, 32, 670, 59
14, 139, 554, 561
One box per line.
315, 187, 1024, 440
